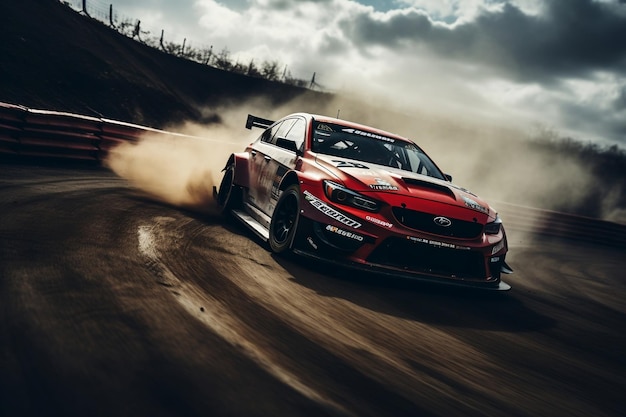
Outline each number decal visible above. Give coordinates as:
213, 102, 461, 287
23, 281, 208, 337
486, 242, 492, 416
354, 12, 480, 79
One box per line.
332, 160, 369, 169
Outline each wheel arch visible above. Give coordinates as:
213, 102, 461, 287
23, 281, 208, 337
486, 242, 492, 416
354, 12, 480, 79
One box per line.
278, 170, 301, 192
227, 152, 250, 189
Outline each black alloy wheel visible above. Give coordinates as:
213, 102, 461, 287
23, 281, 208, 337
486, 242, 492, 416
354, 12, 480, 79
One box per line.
269, 184, 300, 253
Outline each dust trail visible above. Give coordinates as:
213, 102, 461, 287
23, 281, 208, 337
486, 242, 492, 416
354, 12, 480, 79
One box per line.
104, 112, 254, 213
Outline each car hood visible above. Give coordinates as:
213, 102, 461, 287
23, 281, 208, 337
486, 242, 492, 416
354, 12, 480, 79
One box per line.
315, 154, 496, 219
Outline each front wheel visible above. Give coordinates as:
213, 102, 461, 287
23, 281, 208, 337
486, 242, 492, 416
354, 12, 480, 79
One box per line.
269, 184, 301, 253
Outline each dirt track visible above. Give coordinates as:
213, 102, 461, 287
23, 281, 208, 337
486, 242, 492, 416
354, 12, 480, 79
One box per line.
1, 163, 624, 417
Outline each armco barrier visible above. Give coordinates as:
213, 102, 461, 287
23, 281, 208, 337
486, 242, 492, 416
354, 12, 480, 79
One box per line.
20, 109, 102, 160
0, 101, 624, 247
0, 102, 27, 155
497, 202, 626, 248
0, 102, 182, 162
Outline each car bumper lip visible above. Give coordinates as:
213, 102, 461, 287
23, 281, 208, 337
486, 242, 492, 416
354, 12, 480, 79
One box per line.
291, 248, 511, 291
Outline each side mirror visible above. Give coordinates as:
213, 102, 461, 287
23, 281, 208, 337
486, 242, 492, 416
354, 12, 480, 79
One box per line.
276, 136, 300, 154
444, 173, 453, 182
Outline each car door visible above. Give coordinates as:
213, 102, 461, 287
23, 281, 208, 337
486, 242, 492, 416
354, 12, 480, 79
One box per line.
247, 121, 283, 211
263, 117, 306, 216
266, 117, 307, 213
255, 118, 297, 215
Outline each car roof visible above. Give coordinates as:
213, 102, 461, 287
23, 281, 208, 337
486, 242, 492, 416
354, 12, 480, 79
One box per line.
285, 112, 413, 145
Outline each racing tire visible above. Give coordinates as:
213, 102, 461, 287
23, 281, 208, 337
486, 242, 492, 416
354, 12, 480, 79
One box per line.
269, 184, 301, 253
216, 163, 241, 214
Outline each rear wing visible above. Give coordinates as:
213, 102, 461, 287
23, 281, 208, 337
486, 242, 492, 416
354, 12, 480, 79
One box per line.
245, 114, 275, 130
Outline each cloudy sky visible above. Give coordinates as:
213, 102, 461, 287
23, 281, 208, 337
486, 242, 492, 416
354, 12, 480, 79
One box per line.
84, 0, 626, 147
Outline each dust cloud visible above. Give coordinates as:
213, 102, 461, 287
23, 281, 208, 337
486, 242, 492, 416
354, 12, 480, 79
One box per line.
104, 108, 255, 214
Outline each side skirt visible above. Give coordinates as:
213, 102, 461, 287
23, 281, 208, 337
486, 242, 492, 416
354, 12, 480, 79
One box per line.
231, 209, 270, 241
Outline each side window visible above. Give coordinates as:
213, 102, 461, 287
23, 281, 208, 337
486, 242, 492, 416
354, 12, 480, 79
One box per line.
261, 121, 283, 143
271, 119, 296, 145
284, 118, 306, 152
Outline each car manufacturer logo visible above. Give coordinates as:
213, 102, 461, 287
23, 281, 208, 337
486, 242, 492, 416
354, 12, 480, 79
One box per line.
433, 216, 452, 227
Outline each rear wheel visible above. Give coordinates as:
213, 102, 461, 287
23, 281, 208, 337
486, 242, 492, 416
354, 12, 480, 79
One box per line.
216, 163, 241, 214
269, 185, 300, 253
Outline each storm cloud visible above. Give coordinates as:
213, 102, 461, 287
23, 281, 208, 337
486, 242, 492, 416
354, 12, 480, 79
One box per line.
107, 0, 626, 147
342, 0, 626, 82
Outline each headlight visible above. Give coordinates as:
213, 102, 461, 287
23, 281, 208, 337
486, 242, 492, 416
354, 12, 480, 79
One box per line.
485, 215, 502, 235
323, 181, 380, 212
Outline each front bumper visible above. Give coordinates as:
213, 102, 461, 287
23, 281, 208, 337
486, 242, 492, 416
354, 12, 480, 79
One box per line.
292, 246, 511, 291
292, 217, 511, 291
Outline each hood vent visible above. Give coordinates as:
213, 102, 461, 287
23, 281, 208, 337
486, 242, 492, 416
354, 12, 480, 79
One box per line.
402, 177, 456, 200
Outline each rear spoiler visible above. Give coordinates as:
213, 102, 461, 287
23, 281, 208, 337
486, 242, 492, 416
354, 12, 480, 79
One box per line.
245, 114, 275, 130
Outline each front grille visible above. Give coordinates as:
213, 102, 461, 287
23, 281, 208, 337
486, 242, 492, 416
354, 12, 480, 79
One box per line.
367, 237, 486, 279
392, 207, 483, 239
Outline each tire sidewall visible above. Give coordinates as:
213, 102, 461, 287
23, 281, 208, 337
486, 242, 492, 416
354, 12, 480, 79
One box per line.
216, 164, 238, 214
269, 185, 301, 253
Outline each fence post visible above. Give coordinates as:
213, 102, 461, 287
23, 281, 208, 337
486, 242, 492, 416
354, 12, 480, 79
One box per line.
109, 4, 115, 28
204, 45, 213, 65
82, 0, 90, 17
133, 20, 141, 40
159, 30, 166, 51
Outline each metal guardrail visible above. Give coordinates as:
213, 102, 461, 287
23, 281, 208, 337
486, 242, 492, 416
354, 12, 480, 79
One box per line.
0, 101, 198, 162
1, 101, 624, 247
497, 202, 626, 248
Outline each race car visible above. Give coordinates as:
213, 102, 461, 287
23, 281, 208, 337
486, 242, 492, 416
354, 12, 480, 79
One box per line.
214, 113, 513, 290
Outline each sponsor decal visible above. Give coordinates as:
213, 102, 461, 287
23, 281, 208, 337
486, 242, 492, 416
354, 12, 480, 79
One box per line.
491, 240, 505, 255
365, 215, 393, 228
307, 237, 318, 250
433, 216, 452, 227
369, 178, 398, 191
304, 191, 362, 228
317, 124, 334, 132
341, 128, 395, 143
490, 256, 501, 263
325, 225, 364, 241
407, 236, 471, 251
332, 160, 369, 169
463, 196, 489, 214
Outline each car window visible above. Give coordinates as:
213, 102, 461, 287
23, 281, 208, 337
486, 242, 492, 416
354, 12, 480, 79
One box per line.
261, 121, 282, 143
284, 118, 306, 152
312, 121, 445, 180
271, 119, 296, 145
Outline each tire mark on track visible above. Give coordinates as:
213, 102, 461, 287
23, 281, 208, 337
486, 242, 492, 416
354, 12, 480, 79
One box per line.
136, 217, 353, 417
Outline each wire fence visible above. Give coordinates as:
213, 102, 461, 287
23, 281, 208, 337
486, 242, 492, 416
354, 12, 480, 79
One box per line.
60, 0, 318, 89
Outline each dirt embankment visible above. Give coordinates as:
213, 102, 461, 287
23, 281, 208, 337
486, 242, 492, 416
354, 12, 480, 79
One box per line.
0, 0, 322, 128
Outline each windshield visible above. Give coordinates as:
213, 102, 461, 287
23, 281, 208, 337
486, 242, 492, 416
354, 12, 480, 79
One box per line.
311, 121, 446, 180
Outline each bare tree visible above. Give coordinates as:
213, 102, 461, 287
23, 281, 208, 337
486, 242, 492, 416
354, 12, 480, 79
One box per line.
116, 18, 136, 37
261, 60, 280, 81
213, 47, 233, 70
246, 59, 261, 77
202, 46, 214, 65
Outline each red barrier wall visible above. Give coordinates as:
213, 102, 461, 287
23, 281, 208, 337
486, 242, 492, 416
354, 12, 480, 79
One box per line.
0, 102, 194, 162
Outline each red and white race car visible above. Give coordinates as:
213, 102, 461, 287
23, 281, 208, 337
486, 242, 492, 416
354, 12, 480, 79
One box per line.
214, 113, 513, 290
